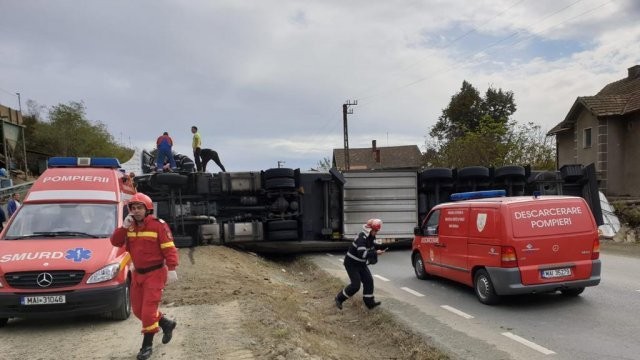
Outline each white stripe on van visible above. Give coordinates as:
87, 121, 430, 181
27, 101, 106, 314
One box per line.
26, 190, 117, 202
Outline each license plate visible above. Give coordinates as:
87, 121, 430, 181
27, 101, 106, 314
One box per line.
21, 295, 66, 305
541, 268, 572, 279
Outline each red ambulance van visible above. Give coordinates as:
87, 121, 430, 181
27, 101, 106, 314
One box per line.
0, 157, 135, 326
412, 190, 601, 305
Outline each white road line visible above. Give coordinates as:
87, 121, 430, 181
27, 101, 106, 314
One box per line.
636, 289, 640, 293
373, 274, 390, 282
400, 287, 425, 297
326, 253, 334, 257
440, 305, 474, 319
501, 332, 556, 355
337, 259, 344, 264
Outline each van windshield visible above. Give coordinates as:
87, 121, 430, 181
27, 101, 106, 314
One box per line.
4, 203, 117, 240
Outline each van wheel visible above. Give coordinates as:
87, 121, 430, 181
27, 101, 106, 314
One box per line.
111, 279, 131, 320
560, 287, 585, 297
413, 253, 429, 280
474, 269, 500, 305
0, 318, 7, 327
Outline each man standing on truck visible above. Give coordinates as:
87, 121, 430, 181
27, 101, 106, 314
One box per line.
110, 193, 179, 360
155, 132, 177, 172
335, 218, 386, 310
191, 125, 202, 172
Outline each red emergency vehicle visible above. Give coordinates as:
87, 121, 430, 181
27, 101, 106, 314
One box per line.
412, 190, 601, 305
0, 157, 136, 326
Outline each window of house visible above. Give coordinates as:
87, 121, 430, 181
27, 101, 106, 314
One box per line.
583, 128, 592, 148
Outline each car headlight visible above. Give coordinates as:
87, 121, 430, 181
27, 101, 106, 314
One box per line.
87, 263, 120, 284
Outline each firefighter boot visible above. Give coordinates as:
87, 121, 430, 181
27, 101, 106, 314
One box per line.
136, 333, 154, 360
159, 316, 177, 344
335, 291, 348, 310
364, 298, 381, 309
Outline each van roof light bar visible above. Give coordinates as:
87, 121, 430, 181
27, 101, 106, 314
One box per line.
48, 157, 121, 168
450, 190, 506, 201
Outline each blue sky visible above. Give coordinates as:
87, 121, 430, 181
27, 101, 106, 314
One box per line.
0, 0, 638, 172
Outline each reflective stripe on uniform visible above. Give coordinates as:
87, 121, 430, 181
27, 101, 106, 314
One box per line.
160, 242, 175, 249
127, 231, 158, 238
347, 252, 366, 262
143, 321, 159, 332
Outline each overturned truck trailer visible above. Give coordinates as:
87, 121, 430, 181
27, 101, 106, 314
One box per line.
133, 163, 603, 254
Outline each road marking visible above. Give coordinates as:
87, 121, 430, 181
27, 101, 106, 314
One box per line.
326, 253, 334, 257
400, 287, 425, 297
373, 274, 390, 282
440, 305, 474, 319
636, 289, 640, 293
501, 332, 556, 355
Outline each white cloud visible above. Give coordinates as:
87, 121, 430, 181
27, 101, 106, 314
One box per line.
0, 0, 638, 171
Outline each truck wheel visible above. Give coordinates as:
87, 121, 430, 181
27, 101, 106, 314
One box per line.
153, 173, 188, 186
265, 178, 296, 190
420, 168, 453, 181
267, 220, 298, 231
413, 253, 429, 280
110, 279, 131, 320
0, 318, 7, 327
560, 287, 585, 297
494, 165, 525, 179
474, 269, 500, 305
458, 166, 490, 179
268, 230, 298, 241
264, 168, 295, 179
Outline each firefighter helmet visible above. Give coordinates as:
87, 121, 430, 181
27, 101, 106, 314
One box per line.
128, 193, 153, 211
365, 218, 382, 231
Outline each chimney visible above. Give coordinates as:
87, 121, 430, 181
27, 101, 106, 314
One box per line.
628, 65, 640, 79
372, 140, 381, 163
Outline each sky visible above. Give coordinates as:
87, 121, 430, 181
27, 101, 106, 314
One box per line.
0, 0, 638, 172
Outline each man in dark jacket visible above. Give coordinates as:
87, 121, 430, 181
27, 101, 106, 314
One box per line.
200, 148, 226, 172
335, 218, 386, 310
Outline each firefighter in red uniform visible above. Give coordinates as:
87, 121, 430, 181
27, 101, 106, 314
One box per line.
110, 193, 179, 360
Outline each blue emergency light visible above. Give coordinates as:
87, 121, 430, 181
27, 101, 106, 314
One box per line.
450, 190, 506, 201
48, 157, 121, 168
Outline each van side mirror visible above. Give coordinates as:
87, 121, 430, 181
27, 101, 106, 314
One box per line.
414, 226, 422, 236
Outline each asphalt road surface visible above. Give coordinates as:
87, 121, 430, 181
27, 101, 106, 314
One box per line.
311, 249, 639, 360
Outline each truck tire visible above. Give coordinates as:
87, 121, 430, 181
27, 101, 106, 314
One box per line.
110, 279, 131, 321
264, 168, 295, 179
174, 235, 195, 248
267, 220, 298, 231
420, 168, 453, 181
474, 269, 500, 305
265, 178, 296, 190
458, 166, 490, 179
560, 287, 585, 297
412, 253, 430, 280
494, 165, 525, 179
268, 230, 298, 241
153, 173, 188, 186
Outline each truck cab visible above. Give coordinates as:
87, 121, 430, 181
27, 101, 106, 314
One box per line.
0, 157, 135, 326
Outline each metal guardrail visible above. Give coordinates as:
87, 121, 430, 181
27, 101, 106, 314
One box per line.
0, 180, 35, 200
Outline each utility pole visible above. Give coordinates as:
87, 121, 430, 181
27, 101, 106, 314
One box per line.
342, 100, 357, 171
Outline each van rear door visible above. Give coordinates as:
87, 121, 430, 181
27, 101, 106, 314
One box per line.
508, 198, 598, 285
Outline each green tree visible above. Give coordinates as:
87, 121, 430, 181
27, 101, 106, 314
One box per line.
24, 101, 133, 162
315, 157, 332, 171
424, 81, 554, 169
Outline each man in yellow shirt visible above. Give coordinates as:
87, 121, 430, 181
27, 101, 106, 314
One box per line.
191, 126, 202, 172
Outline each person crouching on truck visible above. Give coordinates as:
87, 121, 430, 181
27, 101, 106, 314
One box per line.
110, 193, 179, 360
335, 218, 386, 310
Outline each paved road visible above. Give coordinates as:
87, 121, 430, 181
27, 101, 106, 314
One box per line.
311, 249, 640, 360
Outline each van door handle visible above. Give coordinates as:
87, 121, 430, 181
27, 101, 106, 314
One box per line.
434, 243, 445, 248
